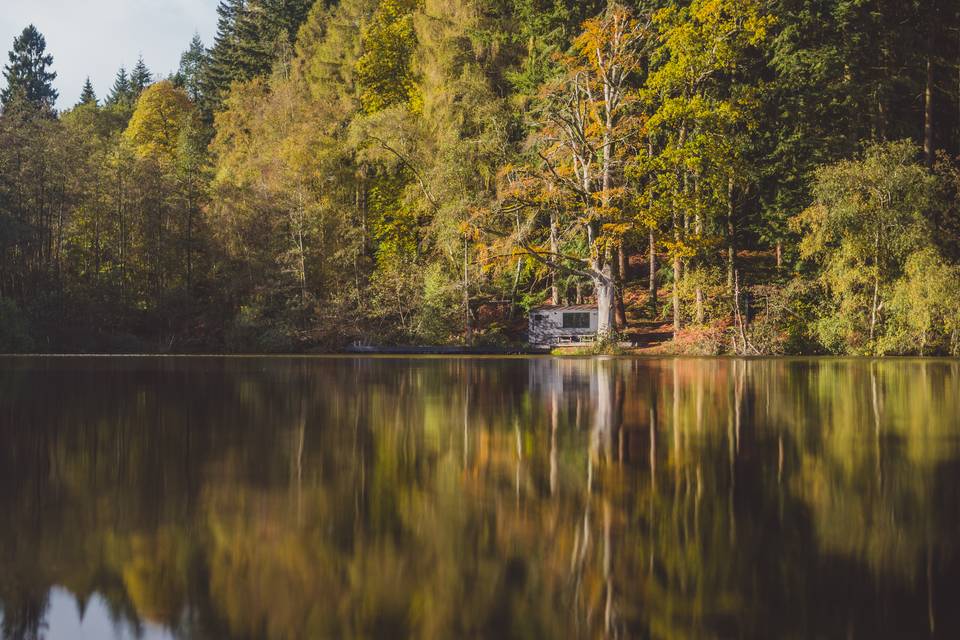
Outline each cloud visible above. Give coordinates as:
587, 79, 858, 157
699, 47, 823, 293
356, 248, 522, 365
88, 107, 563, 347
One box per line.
0, 0, 219, 109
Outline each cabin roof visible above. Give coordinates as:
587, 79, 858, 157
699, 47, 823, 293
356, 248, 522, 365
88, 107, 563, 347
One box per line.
530, 304, 598, 312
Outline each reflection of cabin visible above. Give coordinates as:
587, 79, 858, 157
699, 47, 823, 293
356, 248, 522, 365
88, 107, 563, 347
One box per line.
528, 305, 598, 347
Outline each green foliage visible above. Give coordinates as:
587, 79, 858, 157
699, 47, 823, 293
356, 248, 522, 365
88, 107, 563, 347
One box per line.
414, 262, 461, 343
881, 248, 960, 356
105, 66, 134, 108
130, 56, 152, 96
175, 34, 207, 103
77, 77, 97, 107
355, 0, 421, 114
675, 266, 726, 325
124, 81, 196, 161
202, 0, 316, 118
225, 303, 296, 352
793, 140, 937, 354
1, 25, 57, 111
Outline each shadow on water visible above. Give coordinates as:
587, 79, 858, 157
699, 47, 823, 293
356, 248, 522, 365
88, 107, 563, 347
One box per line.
1, 356, 959, 639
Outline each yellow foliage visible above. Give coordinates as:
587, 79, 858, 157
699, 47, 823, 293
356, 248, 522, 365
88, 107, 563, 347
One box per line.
123, 80, 194, 161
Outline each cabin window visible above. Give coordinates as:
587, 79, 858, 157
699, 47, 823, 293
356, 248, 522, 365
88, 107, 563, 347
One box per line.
562, 312, 591, 329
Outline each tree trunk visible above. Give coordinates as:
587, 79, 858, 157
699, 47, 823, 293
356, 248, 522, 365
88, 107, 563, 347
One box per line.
648, 230, 657, 307
595, 267, 616, 337
296, 188, 307, 302
776, 241, 782, 270
463, 237, 472, 344
727, 177, 735, 290
924, 54, 935, 167
613, 246, 627, 329
615, 290, 627, 329
509, 256, 522, 320
691, 181, 704, 324
550, 212, 560, 305
869, 232, 881, 344
869, 272, 880, 343
672, 196, 683, 334
186, 192, 193, 288
672, 253, 681, 334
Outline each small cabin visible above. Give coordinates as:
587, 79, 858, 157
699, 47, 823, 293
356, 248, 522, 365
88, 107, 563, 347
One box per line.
528, 305, 598, 347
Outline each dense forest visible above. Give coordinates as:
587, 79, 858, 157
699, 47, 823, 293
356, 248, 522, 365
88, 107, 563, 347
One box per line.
1, 0, 960, 355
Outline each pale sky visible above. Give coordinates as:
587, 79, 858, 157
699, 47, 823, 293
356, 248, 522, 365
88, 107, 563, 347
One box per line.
0, 0, 220, 110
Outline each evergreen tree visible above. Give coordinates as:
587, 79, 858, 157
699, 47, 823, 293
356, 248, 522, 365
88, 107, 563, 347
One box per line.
105, 66, 133, 107
202, 0, 248, 119
177, 34, 207, 103
503, 0, 606, 95
130, 56, 152, 96
1, 25, 58, 111
202, 0, 317, 120
77, 77, 97, 107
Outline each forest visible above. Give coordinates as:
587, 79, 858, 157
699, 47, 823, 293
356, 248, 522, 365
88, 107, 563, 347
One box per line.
1, 0, 960, 355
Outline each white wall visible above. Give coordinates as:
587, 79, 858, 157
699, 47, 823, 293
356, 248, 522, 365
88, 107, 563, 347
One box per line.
528, 309, 598, 345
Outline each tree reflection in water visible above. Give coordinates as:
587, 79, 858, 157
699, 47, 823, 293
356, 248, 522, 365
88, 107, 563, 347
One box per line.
1, 356, 959, 639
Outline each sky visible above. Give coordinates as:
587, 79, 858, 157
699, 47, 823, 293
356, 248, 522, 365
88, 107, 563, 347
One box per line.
0, 0, 220, 110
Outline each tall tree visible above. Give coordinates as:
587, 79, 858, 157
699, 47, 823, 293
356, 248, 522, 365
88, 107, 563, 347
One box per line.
792, 140, 936, 353
77, 77, 97, 107
176, 34, 208, 103
642, 0, 772, 332
490, 3, 649, 335
105, 66, 134, 107
130, 56, 152, 96
124, 80, 195, 162
1, 25, 58, 111
202, 0, 246, 117
355, 0, 420, 114
202, 0, 317, 120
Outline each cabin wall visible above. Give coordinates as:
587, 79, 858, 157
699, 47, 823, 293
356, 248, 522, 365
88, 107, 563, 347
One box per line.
528, 310, 598, 346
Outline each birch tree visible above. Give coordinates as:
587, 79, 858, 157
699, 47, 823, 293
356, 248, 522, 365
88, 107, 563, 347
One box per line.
792, 140, 936, 354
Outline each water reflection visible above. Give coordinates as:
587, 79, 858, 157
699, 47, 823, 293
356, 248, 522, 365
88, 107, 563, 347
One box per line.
1, 356, 959, 638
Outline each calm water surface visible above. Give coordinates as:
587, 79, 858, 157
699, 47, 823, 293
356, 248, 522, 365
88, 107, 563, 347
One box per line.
2, 356, 960, 639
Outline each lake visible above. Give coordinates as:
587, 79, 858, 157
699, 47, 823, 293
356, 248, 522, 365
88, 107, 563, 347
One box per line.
1, 356, 959, 639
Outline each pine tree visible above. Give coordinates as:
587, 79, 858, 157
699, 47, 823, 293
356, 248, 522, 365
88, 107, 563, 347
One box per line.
1, 25, 58, 110
105, 66, 133, 106
203, 0, 246, 109
130, 56, 152, 96
177, 34, 207, 103
77, 77, 97, 107
201, 0, 316, 120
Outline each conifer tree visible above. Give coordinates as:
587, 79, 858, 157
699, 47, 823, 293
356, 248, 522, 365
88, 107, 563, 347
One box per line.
202, 0, 249, 119
1, 25, 58, 110
106, 66, 133, 106
202, 0, 315, 119
177, 34, 207, 103
77, 77, 97, 107
130, 56, 152, 96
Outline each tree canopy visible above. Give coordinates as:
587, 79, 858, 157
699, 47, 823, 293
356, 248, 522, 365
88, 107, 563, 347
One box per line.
0, 24, 57, 111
